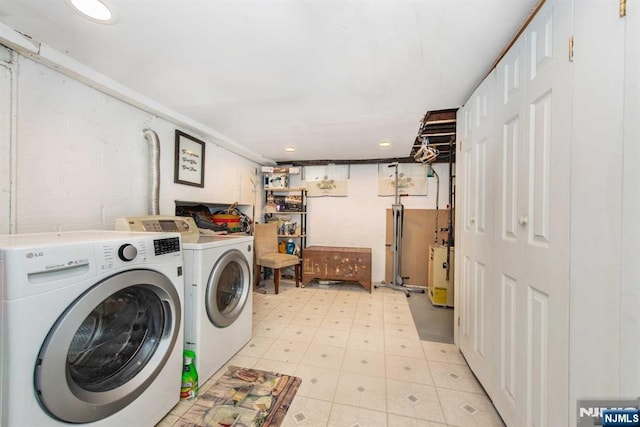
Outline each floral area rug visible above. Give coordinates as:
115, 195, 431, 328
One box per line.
173, 365, 302, 427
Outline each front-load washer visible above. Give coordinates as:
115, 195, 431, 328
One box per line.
0, 230, 184, 426
115, 216, 254, 384
182, 234, 253, 383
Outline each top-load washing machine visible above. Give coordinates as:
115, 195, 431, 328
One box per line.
116, 216, 253, 384
0, 230, 184, 426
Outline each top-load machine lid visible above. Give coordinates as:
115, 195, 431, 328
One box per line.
116, 215, 201, 243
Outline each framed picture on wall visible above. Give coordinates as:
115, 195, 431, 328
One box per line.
174, 130, 205, 187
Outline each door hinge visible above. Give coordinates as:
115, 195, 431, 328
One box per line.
620, 0, 627, 17
568, 36, 574, 62
458, 316, 460, 327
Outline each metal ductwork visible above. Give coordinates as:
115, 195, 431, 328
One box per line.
143, 129, 160, 215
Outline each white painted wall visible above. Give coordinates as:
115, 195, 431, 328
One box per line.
621, 1, 640, 395
287, 163, 452, 282
4, 54, 260, 233
569, 0, 626, 411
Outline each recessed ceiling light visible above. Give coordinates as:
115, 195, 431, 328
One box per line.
68, 0, 115, 23
379, 140, 392, 147
285, 147, 296, 152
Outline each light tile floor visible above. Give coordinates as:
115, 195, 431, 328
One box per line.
158, 281, 504, 427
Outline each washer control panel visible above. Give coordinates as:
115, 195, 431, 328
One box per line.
115, 215, 199, 243
153, 237, 181, 255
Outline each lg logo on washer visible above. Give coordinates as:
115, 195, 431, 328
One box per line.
25, 251, 44, 258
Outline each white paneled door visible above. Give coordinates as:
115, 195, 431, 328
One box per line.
458, 2, 640, 426
457, 0, 573, 426
492, 32, 526, 427
494, 1, 572, 426
458, 71, 496, 393
521, 4, 572, 425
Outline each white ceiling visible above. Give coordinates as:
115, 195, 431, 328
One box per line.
0, 0, 538, 163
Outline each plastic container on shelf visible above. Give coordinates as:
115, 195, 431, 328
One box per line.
286, 239, 295, 255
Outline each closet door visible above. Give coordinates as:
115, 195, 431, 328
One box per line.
454, 102, 470, 345
457, 71, 496, 390
520, 3, 572, 425
494, 1, 573, 425
493, 34, 526, 427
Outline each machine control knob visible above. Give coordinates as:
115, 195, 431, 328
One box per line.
118, 244, 138, 261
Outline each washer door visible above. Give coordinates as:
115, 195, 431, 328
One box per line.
205, 249, 250, 328
35, 269, 181, 424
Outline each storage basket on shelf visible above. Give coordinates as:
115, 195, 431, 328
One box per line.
211, 213, 242, 232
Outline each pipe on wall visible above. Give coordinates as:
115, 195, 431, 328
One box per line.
429, 164, 440, 246
143, 128, 160, 216
7, 49, 18, 233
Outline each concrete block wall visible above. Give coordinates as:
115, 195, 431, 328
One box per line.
5, 55, 259, 233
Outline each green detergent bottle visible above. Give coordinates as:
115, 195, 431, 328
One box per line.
180, 350, 199, 400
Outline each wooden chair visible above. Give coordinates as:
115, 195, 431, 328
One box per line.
254, 222, 300, 294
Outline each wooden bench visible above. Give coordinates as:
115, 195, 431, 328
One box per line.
302, 246, 372, 292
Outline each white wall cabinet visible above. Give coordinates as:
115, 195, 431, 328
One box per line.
455, 1, 639, 426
